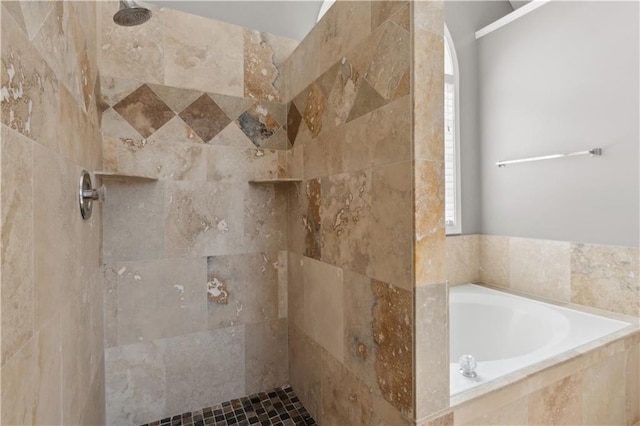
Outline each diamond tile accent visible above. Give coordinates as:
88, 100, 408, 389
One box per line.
179, 94, 231, 143
210, 93, 256, 121
141, 385, 317, 426
113, 84, 176, 138
346, 78, 387, 123
236, 103, 281, 148
286, 103, 302, 146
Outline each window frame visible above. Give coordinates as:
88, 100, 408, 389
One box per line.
444, 25, 462, 235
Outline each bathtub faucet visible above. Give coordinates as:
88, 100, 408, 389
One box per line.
458, 354, 478, 378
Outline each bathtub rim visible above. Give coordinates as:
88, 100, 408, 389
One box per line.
448, 282, 640, 408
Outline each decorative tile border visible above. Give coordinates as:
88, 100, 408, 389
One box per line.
102, 77, 288, 149
142, 386, 316, 426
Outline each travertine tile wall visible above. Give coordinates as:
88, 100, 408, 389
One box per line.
423, 330, 639, 425
447, 234, 639, 317
285, 1, 445, 424
1, 1, 105, 424
97, 3, 298, 424
413, 2, 449, 421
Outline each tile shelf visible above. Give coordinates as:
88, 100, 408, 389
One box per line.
94, 172, 158, 182
248, 178, 302, 184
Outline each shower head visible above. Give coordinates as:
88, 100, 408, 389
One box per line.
113, 0, 151, 27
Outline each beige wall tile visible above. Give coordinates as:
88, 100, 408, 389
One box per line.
1, 127, 34, 366
285, 28, 320, 102
320, 348, 379, 426
571, 243, 640, 317
415, 160, 446, 287
164, 181, 285, 258
98, 1, 164, 84
206, 252, 279, 329
61, 293, 93, 425
243, 30, 297, 103
1, 316, 62, 426
413, 5, 444, 163
164, 181, 242, 257
206, 145, 282, 183
446, 235, 480, 286
582, 350, 626, 425
9, 1, 54, 40
1, 9, 60, 150
285, 181, 308, 256
80, 364, 107, 426
371, 280, 413, 416
509, 238, 571, 302
336, 95, 412, 175
117, 116, 207, 181
287, 251, 305, 329
288, 325, 324, 422
103, 180, 165, 263
370, 161, 413, 290
459, 397, 528, 426
420, 411, 454, 426
371, 1, 410, 31
162, 327, 246, 415
415, 283, 449, 418
343, 269, 376, 391
209, 122, 255, 149
103, 264, 119, 348
479, 234, 510, 287
164, 9, 243, 96
349, 20, 410, 101
105, 341, 167, 425
320, 170, 371, 275
277, 250, 288, 319
242, 185, 287, 253
244, 319, 289, 394
315, 1, 372, 79
31, 2, 82, 106
302, 256, 344, 362
626, 344, 640, 425
107, 327, 246, 425
60, 85, 103, 170
2, 3, 103, 425
116, 258, 207, 345
100, 76, 144, 108
528, 373, 583, 425
303, 128, 342, 180
33, 143, 79, 329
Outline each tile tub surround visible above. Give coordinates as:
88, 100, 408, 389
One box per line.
141, 386, 317, 426
99, 6, 296, 421
424, 324, 640, 426
1, 1, 105, 425
447, 234, 639, 317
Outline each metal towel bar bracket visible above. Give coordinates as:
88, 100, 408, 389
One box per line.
496, 148, 602, 168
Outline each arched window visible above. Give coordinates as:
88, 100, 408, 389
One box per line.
444, 26, 461, 234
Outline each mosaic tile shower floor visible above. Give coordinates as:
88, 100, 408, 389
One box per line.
141, 386, 317, 426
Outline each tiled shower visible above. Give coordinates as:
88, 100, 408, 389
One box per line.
3, 0, 637, 425
1, 0, 447, 424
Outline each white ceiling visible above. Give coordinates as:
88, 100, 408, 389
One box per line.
145, 1, 324, 41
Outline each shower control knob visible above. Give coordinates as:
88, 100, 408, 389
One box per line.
458, 354, 478, 378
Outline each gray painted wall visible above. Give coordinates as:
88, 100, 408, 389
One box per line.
444, 1, 513, 234
146, 1, 322, 40
478, 1, 639, 246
